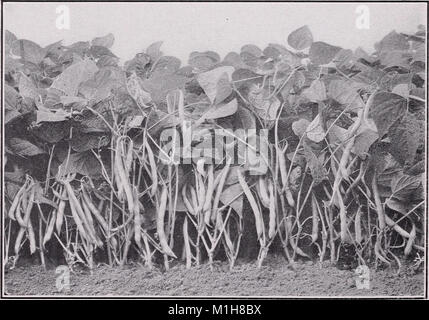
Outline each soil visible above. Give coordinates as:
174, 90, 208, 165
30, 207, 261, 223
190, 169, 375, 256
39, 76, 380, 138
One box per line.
3, 255, 424, 297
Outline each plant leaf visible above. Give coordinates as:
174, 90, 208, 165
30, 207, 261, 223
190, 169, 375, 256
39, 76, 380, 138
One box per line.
234, 105, 256, 130
5, 30, 18, 53
18, 73, 40, 102
79, 67, 126, 102
302, 79, 326, 102
328, 79, 364, 111
292, 118, 311, 138
247, 85, 281, 121
11, 39, 46, 65
142, 74, 189, 104
31, 121, 70, 143
51, 58, 98, 96
352, 129, 379, 159
151, 56, 181, 76
57, 150, 103, 178
188, 51, 220, 72
71, 131, 110, 152
391, 173, 421, 200
306, 114, 325, 143
36, 108, 70, 123
231, 68, 262, 90
214, 72, 233, 105
220, 183, 244, 217
96, 55, 119, 68
288, 25, 313, 50
89, 45, 117, 59
392, 83, 409, 98
388, 113, 424, 167
198, 99, 238, 124
91, 33, 115, 48
5, 84, 21, 124
375, 31, 409, 53
146, 41, 163, 61
368, 92, 407, 137
126, 72, 152, 109
302, 142, 327, 185
196, 66, 234, 103
309, 42, 342, 65
8, 138, 45, 157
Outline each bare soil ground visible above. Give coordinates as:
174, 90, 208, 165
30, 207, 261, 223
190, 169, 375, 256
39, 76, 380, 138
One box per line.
4, 255, 424, 297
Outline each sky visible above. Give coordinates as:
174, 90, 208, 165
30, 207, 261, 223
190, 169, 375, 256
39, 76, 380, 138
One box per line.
3, 2, 427, 64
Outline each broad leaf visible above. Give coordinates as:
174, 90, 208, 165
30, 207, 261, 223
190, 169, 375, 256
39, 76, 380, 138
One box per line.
151, 56, 181, 76
302, 142, 327, 185
57, 150, 103, 178
385, 198, 411, 216
79, 67, 126, 102
196, 66, 234, 103
309, 42, 342, 65
241, 44, 263, 57
89, 45, 117, 59
328, 79, 364, 111
234, 105, 256, 130
390, 173, 421, 200
333, 49, 354, 69
302, 79, 326, 102
5, 30, 17, 53
264, 43, 288, 60
374, 152, 403, 188
8, 138, 45, 157
97, 55, 119, 68
124, 53, 150, 77
327, 123, 348, 145
31, 121, 70, 144
146, 41, 163, 61
198, 98, 238, 123
379, 50, 411, 69
11, 39, 46, 65
223, 52, 244, 69
368, 92, 407, 137
214, 72, 233, 105
78, 101, 116, 133
36, 108, 70, 123
5, 85, 21, 124
288, 25, 313, 50
142, 74, 189, 104
375, 31, 409, 53
91, 33, 114, 48
231, 68, 262, 90
18, 73, 40, 102
353, 129, 379, 159
60, 96, 88, 106
220, 183, 244, 217
247, 85, 281, 121
392, 83, 409, 98
4, 166, 25, 201
306, 114, 325, 143
189, 51, 221, 72
292, 118, 311, 138
126, 72, 152, 110
71, 131, 110, 152
51, 59, 98, 96
388, 113, 424, 166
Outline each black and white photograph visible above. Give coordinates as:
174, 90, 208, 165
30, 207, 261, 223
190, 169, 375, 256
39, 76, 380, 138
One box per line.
1, 1, 427, 300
